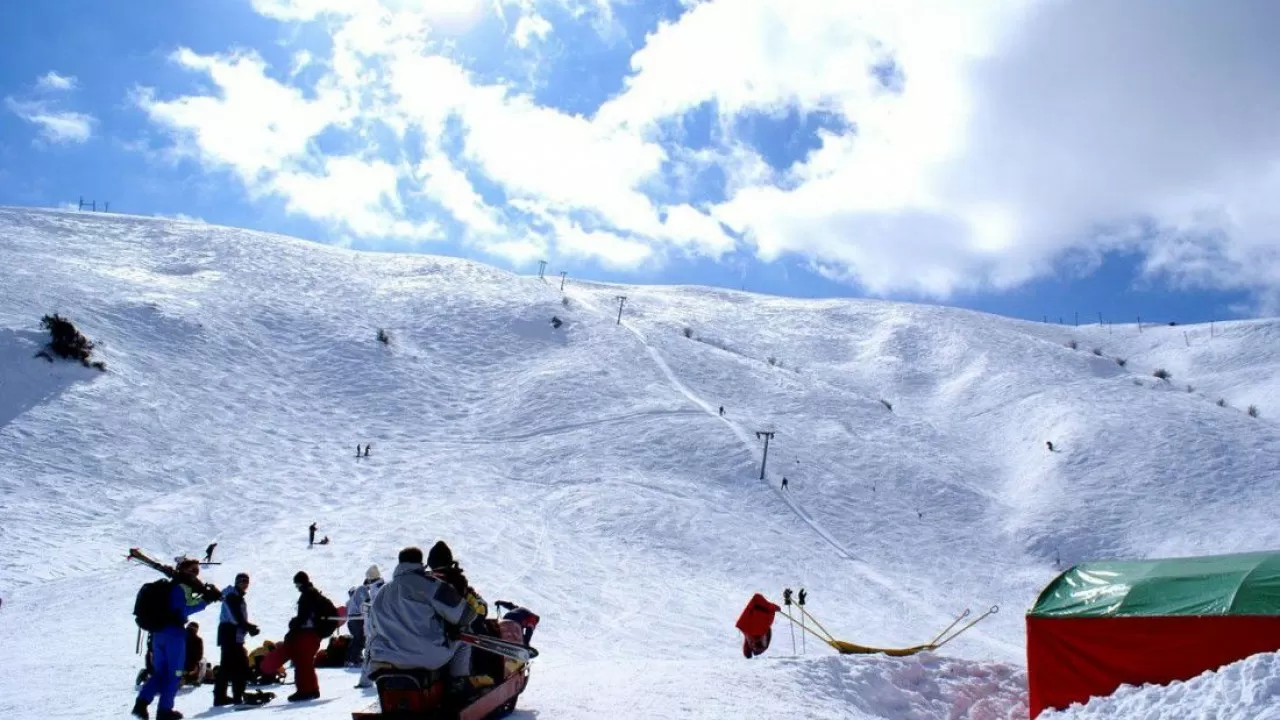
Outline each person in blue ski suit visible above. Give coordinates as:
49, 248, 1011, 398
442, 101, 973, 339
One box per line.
133, 559, 219, 720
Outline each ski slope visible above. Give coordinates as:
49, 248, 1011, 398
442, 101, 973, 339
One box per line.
0, 206, 1277, 719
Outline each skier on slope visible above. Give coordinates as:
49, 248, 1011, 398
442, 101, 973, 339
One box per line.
133, 558, 220, 720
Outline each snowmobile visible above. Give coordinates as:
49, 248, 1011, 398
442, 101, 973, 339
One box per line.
352, 618, 537, 720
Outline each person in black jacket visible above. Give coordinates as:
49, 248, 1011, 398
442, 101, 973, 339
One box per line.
259, 571, 328, 702
183, 622, 206, 685
213, 573, 260, 706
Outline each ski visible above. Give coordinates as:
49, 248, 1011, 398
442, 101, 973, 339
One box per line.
127, 547, 220, 600
459, 632, 539, 662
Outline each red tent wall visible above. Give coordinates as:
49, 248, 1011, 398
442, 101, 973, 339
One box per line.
1027, 615, 1280, 717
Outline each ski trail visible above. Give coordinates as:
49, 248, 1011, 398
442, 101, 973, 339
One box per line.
562, 286, 1024, 653
564, 287, 856, 560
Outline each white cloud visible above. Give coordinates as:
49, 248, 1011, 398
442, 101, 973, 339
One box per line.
601, 0, 1280, 301
549, 216, 655, 268
513, 13, 553, 47
5, 98, 95, 144
36, 71, 77, 92
414, 155, 502, 237
138, 0, 1280, 308
272, 155, 441, 239
137, 49, 348, 182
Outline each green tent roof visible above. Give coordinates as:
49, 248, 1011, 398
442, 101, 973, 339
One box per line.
1030, 550, 1280, 618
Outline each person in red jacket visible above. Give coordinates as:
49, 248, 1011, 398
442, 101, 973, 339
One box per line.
260, 572, 328, 702
736, 593, 781, 659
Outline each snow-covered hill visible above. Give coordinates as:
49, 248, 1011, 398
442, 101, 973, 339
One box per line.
0, 206, 1277, 719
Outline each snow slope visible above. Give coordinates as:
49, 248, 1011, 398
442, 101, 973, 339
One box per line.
0, 206, 1277, 719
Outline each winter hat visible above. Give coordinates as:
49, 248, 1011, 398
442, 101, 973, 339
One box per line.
293, 571, 311, 586
366, 565, 381, 581
427, 541, 454, 570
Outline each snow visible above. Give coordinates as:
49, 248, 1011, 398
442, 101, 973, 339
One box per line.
0, 206, 1277, 719
1046, 651, 1280, 720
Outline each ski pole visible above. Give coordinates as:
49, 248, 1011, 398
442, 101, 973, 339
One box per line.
798, 589, 806, 654
136, 627, 143, 655
933, 605, 999, 650
927, 608, 970, 647
783, 588, 796, 656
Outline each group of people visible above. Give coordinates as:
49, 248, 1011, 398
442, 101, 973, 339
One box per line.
130, 541, 539, 720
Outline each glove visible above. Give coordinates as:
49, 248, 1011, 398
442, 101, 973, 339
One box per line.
246, 624, 261, 637
443, 622, 461, 642
202, 584, 223, 603
494, 600, 513, 610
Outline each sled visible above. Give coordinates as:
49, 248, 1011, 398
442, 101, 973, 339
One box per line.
351, 619, 533, 720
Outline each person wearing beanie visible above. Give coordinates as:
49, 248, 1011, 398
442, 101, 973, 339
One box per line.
260, 571, 334, 703
345, 565, 385, 669
213, 572, 259, 706
367, 546, 475, 700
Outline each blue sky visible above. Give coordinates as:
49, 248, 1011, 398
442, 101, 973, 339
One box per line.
2, 0, 1277, 324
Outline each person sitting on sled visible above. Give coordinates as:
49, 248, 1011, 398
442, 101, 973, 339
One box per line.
367, 546, 475, 696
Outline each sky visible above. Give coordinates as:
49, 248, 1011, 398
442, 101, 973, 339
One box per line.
2, 0, 1278, 324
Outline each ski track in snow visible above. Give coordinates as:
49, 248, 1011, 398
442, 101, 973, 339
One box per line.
0, 208, 1278, 719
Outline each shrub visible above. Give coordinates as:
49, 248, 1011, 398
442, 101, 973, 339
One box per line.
1115, 357, 1127, 367
1152, 368, 1171, 381
1092, 348, 1103, 356
377, 328, 390, 344
561, 296, 570, 308
880, 399, 893, 411
1248, 405, 1260, 418
766, 355, 783, 368
1186, 384, 1194, 393
1217, 398, 1228, 408
39, 314, 104, 371
1065, 339, 1079, 350
682, 326, 694, 339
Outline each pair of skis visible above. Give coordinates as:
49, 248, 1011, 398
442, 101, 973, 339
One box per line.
458, 632, 539, 663
126, 547, 221, 602
927, 605, 1000, 650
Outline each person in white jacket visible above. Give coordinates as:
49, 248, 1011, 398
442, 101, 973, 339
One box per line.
366, 547, 473, 686
345, 566, 384, 668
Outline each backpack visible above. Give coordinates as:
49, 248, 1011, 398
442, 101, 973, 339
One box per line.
311, 591, 340, 638
134, 579, 180, 632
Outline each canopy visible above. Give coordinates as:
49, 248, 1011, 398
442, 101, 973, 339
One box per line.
1030, 550, 1280, 618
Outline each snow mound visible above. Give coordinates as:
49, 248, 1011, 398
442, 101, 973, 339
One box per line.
1045, 651, 1280, 720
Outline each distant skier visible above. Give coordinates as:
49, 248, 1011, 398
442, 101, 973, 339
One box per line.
364, 444, 370, 457
718, 406, 725, 417
204, 542, 217, 563
309, 523, 317, 547
318, 536, 331, 546
1046, 441, 1055, 452
356, 444, 362, 458
781, 477, 788, 490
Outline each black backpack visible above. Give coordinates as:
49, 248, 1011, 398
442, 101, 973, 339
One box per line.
134, 579, 180, 632
311, 591, 340, 638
